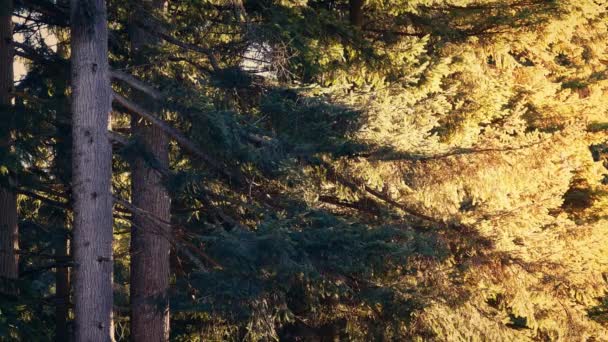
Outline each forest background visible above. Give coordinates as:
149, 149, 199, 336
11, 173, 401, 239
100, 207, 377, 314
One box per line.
1, 0, 608, 341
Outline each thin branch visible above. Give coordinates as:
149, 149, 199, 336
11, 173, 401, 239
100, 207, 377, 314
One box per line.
366, 139, 548, 162
114, 196, 222, 269
107, 130, 130, 146
14, 42, 164, 101
318, 195, 381, 216
109, 70, 164, 100
134, 18, 221, 71
17, 189, 69, 209
16, 0, 70, 27
112, 91, 243, 184
319, 160, 466, 229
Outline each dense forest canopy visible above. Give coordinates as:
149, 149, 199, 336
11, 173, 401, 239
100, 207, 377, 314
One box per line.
1, 0, 608, 340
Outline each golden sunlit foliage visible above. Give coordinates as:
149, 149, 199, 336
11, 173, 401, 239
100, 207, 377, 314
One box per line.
4, 0, 608, 340
280, 0, 608, 339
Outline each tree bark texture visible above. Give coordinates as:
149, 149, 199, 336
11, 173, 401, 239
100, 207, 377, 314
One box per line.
70, 0, 114, 340
128, 1, 171, 341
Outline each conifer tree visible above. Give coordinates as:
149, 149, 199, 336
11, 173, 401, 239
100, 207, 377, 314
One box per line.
127, 0, 171, 340
70, 0, 114, 340
2, 0, 608, 340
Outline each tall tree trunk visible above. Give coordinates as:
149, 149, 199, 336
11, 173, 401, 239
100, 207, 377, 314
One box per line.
128, 1, 171, 341
70, 0, 114, 341
54, 27, 72, 342
0, 0, 19, 293
130, 117, 171, 342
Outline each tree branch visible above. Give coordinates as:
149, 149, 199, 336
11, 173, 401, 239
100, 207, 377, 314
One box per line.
319, 160, 467, 229
17, 188, 69, 209
133, 18, 221, 71
112, 91, 243, 184
14, 42, 164, 101
114, 196, 222, 269
109, 69, 164, 100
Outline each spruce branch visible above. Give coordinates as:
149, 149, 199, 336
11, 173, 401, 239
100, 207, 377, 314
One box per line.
112, 91, 244, 185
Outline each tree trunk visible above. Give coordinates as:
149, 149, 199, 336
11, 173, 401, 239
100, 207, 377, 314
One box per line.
55, 226, 71, 342
130, 119, 171, 342
128, 1, 171, 341
349, 0, 364, 27
0, 0, 19, 293
70, 0, 114, 341
54, 27, 72, 342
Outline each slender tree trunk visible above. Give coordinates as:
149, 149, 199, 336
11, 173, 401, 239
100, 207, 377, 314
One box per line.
0, 0, 19, 293
70, 0, 114, 341
130, 119, 171, 342
128, 1, 171, 341
349, 0, 364, 27
54, 27, 72, 342
55, 225, 71, 342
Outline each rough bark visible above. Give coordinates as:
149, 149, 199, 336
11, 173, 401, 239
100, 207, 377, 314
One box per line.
0, 0, 19, 292
70, 0, 114, 340
129, 121, 171, 342
128, 1, 171, 341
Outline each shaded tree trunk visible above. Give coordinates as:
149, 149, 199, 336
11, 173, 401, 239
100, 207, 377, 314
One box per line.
54, 28, 72, 342
0, 0, 19, 293
349, 0, 364, 27
128, 1, 171, 341
130, 119, 171, 342
70, 0, 114, 340
55, 225, 71, 342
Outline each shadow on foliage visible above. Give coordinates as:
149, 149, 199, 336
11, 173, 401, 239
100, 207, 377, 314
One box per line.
166, 81, 510, 340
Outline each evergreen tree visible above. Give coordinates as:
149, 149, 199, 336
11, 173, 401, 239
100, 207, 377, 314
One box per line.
126, 0, 171, 340
2, 0, 608, 340
70, 0, 114, 340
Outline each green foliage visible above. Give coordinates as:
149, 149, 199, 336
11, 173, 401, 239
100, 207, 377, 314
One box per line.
172, 211, 447, 340
6, 0, 608, 340
589, 295, 608, 325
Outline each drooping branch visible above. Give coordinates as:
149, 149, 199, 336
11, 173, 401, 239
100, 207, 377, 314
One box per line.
420, 0, 549, 11
318, 160, 466, 229
133, 17, 221, 71
13, 41, 64, 66
365, 139, 549, 162
106, 130, 129, 146
14, 42, 164, 101
16, 0, 70, 27
17, 189, 69, 209
112, 91, 243, 184
113, 197, 222, 269
109, 70, 164, 100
